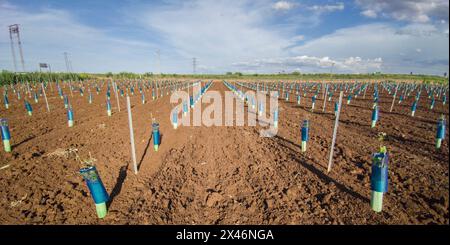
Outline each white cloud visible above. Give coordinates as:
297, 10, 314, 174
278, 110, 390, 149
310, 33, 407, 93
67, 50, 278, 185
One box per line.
0, 1, 158, 73
395, 24, 439, 36
1, 0, 447, 75
290, 56, 335, 68
308, 3, 344, 13
272, 1, 296, 11
233, 55, 383, 73
291, 35, 305, 42
289, 23, 448, 74
361, 9, 377, 18
132, 0, 293, 73
232, 22, 448, 75
0, 0, 15, 10
356, 0, 449, 23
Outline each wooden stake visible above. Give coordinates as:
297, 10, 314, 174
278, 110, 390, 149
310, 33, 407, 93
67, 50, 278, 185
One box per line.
126, 96, 138, 174
327, 91, 344, 173
389, 84, 399, 112
69, 81, 73, 97
41, 83, 50, 112
113, 80, 121, 112
322, 84, 328, 112
363, 83, 368, 99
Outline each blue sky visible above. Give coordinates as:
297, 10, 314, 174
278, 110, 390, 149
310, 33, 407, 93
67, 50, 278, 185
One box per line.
0, 0, 448, 75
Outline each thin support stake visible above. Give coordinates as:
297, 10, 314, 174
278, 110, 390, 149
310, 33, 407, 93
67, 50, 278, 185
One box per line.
27, 81, 31, 98
69, 81, 73, 97
322, 84, 328, 112
389, 84, 399, 112
363, 83, 368, 99
41, 82, 50, 112
327, 91, 344, 173
126, 96, 138, 174
113, 81, 121, 112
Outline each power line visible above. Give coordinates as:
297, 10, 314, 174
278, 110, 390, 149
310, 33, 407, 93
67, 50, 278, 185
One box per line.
193, 57, 196, 74
9, 24, 26, 72
69, 60, 73, 73
155, 49, 161, 74
64, 52, 70, 72
9, 26, 17, 72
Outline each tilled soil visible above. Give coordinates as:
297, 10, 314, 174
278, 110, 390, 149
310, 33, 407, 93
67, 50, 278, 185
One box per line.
0, 81, 448, 224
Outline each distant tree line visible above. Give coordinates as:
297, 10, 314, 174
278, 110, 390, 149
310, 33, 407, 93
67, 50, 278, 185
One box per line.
0, 70, 90, 85
1, 69, 447, 85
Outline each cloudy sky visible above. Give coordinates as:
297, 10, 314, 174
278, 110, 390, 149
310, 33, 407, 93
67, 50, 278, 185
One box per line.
0, 0, 448, 75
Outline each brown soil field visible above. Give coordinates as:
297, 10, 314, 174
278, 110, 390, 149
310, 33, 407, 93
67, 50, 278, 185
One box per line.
0, 80, 448, 224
